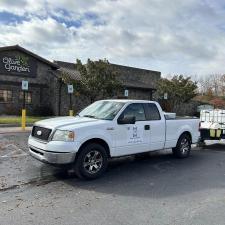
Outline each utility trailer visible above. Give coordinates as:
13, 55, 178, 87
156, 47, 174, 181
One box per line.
199, 109, 225, 142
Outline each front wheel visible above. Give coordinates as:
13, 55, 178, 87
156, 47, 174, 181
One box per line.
74, 143, 108, 179
172, 134, 191, 158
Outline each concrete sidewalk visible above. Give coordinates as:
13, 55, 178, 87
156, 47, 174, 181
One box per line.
0, 127, 32, 134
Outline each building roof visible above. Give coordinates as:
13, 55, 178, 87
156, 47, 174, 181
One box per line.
54, 60, 80, 80
54, 60, 158, 90
110, 63, 161, 74
58, 66, 81, 80
0, 45, 59, 69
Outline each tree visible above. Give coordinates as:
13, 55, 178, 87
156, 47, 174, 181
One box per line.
157, 75, 198, 112
209, 98, 225, 109
62, 59, 122, 103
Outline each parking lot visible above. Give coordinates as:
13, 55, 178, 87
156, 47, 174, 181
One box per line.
0, 132, 225, 225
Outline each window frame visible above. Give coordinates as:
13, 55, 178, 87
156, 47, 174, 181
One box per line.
143, 103, 161, 121
118, 103, 147, 122
0, 89, 13, 103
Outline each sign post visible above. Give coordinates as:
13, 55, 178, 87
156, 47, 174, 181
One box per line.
164, 93, 168, 100
68, 84, 74, 116
21, 81, 28, 130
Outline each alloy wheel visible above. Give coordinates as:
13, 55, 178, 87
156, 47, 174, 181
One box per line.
83, 150, 103, 174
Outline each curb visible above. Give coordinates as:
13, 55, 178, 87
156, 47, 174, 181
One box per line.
0, 127, 32, 134
0, 130, 32, 134
0, 123, 33, 128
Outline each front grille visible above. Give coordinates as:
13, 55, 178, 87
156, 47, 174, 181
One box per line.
32, 126, 52, 141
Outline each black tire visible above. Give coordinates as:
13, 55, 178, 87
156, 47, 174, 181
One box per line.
172, 134, 191, 158
74, 143, 108, 180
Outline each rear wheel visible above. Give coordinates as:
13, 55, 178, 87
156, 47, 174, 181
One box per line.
75, 143, 108, 179
172, 134, 191, 158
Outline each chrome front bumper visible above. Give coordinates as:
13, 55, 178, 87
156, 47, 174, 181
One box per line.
29, 145, 76, 165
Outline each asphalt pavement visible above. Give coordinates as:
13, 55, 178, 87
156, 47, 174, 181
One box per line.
0, 132, 225, 225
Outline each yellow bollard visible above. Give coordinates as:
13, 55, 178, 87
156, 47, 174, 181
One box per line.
216, 129, 222, 138
69, 110, 74, 116
21, 109, 26, 130
210, 129, 215, 138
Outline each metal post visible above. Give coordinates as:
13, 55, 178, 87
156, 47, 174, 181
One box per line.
69, 93, 73, 116
22, 91, 26, 130
23, 90, 25, 109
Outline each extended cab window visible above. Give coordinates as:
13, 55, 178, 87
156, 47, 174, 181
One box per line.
144, 103, 161, 120
120, 103, 146, 121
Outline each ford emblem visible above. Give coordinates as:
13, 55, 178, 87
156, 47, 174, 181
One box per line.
37, 130, 42, 136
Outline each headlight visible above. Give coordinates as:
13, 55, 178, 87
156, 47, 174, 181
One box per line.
52, 130, 75, 142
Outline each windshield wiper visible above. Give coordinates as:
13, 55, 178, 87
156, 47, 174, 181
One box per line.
83, 115, 97, 119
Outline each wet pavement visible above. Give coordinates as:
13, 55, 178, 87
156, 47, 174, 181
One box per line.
0, 132, 225, 192
0, 132, 63, 191
0, 132, 225, 225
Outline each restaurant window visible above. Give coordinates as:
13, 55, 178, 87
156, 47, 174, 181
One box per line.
0, 90, 12, 103
19, 91, 32, 104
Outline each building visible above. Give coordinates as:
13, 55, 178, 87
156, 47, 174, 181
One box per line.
0, 45, 161, 116
0, 45, 59, 116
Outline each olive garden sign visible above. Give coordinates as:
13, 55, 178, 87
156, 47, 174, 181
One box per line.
0, 52, 37, 77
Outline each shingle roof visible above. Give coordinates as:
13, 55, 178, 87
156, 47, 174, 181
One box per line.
54, 60, 80, 80
58, 67, 81, 80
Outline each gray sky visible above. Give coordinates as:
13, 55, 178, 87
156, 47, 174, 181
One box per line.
0, 0, 224, 77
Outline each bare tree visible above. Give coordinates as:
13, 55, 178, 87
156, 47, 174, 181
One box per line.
197, 74, 225, 96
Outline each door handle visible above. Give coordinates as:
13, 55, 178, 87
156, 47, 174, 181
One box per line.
144, 125, 150, 130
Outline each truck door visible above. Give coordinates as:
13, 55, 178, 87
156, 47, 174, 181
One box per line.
114, 103, 151, 156
143, 103, 165, 150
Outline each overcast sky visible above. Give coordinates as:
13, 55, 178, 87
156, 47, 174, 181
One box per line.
0, 0, 224, 77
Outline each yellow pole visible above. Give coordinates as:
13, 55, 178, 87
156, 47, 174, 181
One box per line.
69, 110, 74, 116
22, 109, 26, 130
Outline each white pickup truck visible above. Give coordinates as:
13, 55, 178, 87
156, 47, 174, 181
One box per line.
28, 100, 199, 179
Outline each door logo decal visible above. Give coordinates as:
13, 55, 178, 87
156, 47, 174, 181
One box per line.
128, 126, 143, 144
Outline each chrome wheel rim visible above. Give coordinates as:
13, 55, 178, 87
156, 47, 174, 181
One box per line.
83, 150, 103, 174
180, 138, 190, 154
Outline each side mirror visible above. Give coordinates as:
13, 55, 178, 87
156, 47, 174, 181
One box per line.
118, 116, 136, 124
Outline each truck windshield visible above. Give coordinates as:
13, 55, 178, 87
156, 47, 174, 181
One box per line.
79, 101, 125, 120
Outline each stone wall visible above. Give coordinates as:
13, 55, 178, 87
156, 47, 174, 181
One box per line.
117, 88, 155, 100
110, 64, 160, 89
